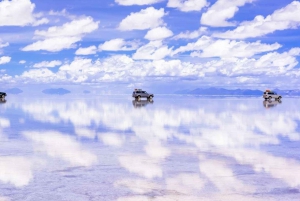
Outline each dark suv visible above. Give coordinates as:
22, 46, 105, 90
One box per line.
0, 92, 6, 99
132, 89, 154, 100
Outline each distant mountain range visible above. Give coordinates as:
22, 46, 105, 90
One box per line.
42, 88, 71, 95
6, 88, 23, 94
174, 88, 300, 96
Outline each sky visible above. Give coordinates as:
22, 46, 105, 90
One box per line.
0, 0, 300, 92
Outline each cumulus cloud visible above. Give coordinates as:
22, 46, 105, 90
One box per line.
33, 60, 62, 68
99, 38, 139, 51
173, 27, 207, 40
118, 7, 166, 30
115, 0, 163, 6
167, 0, 209, 12
22, 17, 99, 52
201, 0, 255, 27
144, 26, 173, 41
0, 40, 9, 49
0, 40, 9, 54
0, 56, 11, 65
214, 1, 300, 38
133, 40, 173, 60
172, 36, 281, 58
15, 48, 300, 86
75, 46, 97, 55
0, 0, 48, 26
19, 60, 26, 64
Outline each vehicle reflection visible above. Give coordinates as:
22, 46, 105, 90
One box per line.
263, 99, 282, 109
132, 99, 154, 108
0, 99, 6, 104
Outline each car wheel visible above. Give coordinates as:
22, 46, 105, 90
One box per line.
149, 95, 153, 99
268, 96, 272, 100
137, 96, 141, 101
278, 96, 282, 100
1, 95, 4, 99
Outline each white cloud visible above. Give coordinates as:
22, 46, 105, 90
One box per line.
34, 17, 99, 38
167, 0, 208, 12
0, 40, 9, 49
173, 27, 207, 40
22, 36, 81, 52
172, 36, 281, 58
48, 9, 76, 19
22, 17, 99, 52
99, 38, 139, 51
0, 40, 9, 54
118, 7, 166, 30
133, 40, 173, 60
20, 68, 57, 83
33, 60, 62, 68
0, 0, 48, 26
144, 26, 173, 41
115, 0, 163, 6
214, 1, 300, 38
19, 60, 26, 64
16, 48, 300, 86
0, 56, 11, 65
201, 0, 255, 27
75, 46, 97, 55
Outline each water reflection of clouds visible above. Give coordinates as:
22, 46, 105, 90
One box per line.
3, 97, 300, 200
23, 131, 98, 167
0, 157, 32, 187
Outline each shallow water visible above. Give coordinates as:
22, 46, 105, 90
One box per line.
0, 95, 300, 201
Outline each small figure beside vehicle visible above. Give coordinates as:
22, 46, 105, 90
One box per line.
132, 89, 154, 101
263, 90, 282, 100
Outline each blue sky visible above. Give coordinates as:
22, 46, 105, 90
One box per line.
0, 0, 300, 92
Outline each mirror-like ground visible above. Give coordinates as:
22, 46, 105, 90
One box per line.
0, 95, 300, 201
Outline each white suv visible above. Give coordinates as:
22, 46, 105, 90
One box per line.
263, 91, 282, 100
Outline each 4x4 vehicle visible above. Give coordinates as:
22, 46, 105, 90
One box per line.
132, 89, 154, 100
263, 90, 282, 100
0, 92, 6, 100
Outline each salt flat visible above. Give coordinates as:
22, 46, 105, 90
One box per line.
0, 95, 299, 201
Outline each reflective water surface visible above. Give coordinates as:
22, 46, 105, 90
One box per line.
1, 95, 300, 201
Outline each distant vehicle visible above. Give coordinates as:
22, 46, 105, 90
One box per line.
132, 99, 154, 108
263, 90, 282, 100
132, 89, 154, 100
263, 99, 282, 109
0, 92, 6, 100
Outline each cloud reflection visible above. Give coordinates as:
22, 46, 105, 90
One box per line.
23, 131, 97, 167
4, 96, 300, 199
0, 157, 32, 187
